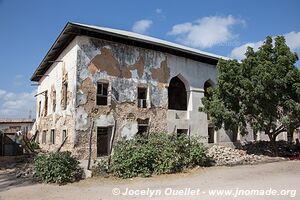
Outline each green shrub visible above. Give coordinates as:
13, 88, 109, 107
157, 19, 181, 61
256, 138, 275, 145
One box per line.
30, 141, 40, 149
92, 158, 109, 176
34, 151, 82, 184
110, 133, 211, 178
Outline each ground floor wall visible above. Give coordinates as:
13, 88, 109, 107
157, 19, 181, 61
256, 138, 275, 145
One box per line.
73, 103, 167, 159
35, 111, 295, 160
35, 114, 75, 152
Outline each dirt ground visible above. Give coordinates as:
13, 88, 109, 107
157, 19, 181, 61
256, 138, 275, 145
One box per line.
0, 160, 299, 200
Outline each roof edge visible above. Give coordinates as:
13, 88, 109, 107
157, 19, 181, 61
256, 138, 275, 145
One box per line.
31, 22, 229, 82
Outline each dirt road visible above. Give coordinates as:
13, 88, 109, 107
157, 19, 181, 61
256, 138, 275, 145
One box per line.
1, 160, 299, 200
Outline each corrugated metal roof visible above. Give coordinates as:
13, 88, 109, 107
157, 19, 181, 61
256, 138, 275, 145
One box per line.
31, 22, 228, 82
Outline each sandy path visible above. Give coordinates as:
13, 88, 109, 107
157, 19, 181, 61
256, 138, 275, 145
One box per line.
1, 160, 299, 200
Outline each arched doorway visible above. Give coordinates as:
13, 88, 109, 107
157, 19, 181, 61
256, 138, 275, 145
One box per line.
168, 76, 187, 110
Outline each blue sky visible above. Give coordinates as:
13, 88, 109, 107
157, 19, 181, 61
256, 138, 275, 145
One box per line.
0, 0, 300, 118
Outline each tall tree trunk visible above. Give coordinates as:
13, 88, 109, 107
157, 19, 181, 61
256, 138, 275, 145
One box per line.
267, 132, 278, 156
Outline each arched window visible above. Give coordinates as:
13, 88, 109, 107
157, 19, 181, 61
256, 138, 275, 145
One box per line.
204, 80, 212, 98
168, 76, 187, 110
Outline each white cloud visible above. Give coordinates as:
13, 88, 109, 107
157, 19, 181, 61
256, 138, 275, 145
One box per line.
0, 89, 36, 118
132, 19, 153, 34
168, 15, 244, 49
284, 31, 300, 50
230, 41, 263, 60
230, 31, 300, 60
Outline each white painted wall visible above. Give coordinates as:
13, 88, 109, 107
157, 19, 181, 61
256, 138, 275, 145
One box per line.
35, 37, 79, 149
36, 38, 78, 119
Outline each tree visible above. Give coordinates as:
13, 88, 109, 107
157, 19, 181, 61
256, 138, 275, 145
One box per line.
201, 36, 300, 142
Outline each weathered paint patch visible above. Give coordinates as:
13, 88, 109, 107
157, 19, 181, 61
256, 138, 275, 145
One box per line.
134, 56, 145, 78
150, 59, 170, 83
75, 106, 89, 131
91, 47, 122, 77
120, 121, 138, 139
88, 63, 98, 75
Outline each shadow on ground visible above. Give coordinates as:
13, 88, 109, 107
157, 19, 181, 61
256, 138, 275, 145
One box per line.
0, 155, 36, 192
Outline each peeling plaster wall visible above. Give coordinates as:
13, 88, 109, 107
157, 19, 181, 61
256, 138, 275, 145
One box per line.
35, 38, 78, 152
73, 36, 220, 159
74, 36, 169, 159
34, 35, 233, 158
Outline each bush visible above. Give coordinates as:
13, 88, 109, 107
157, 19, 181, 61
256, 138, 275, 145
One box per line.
92, 158, 109, 176
34, 151, 82, 184
110, 133, 211, 178
30, 141, 40, 149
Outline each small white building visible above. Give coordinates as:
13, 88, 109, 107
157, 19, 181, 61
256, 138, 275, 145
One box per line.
30, 22, 261, 159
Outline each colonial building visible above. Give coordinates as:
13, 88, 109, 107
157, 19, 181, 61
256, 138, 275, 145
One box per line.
31, 22, 258, 159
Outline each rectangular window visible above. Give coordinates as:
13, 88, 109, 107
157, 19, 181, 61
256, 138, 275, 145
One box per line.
62, 82, 68, 110
62, 130, 67, 143
50, 129, 55, 144
96, 82, 108, 105
52, 91, 56, 113
97, 127, 112, 157
208, 127, 214, 143
137, 87, 147, 108
137, 118, 149, 136
38, 101, 41, 117
44, 91, 48, 116
42, 130, 47, 144
177, 129, 188, 136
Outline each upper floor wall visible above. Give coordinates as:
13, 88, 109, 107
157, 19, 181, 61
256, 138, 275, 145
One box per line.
36, 38, 78, 120
76, 36, 217, 109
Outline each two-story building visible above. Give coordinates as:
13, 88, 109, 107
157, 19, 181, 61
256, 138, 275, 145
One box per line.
30, 22, 258, 159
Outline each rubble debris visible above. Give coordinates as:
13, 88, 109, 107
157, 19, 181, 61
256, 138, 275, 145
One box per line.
0, 156, 35, 180
207, 145, 286, 166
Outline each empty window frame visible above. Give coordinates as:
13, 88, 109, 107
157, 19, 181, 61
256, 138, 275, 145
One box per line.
96, 82, 108, 105
168, 76, 187, 110
137, 118, 149, 136
208, 127, 214, 143
44, 91, 48, 116
52, 90, 56, 113
50, 129, 55, 145
137, 87, 147, 108
38, 101, 41, 117
42, 130, 47, 144
62, 130, 67, 143
62, 82, 68, 110
177, 129, 188, 136
97, 127, 112, 157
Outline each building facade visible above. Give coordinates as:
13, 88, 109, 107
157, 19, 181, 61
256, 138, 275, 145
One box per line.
31, 22, 262, 159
